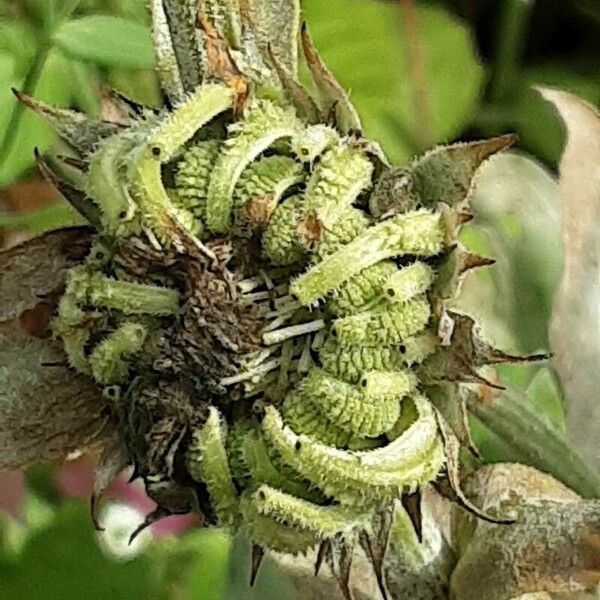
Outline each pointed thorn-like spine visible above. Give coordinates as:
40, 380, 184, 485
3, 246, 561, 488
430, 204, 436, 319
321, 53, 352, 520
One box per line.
326, 535, 355, 600
34, 148, 101, 227
484, 349, 552, 365
401, 490, 423, 543
466, 366, 506, 391
90, 494, 105, 532
250, 543, 265, 586
434, 410, 515, 526
358, 530, 389, 600
460, 253, 496, 275
56, 155, 88, 171
457, 212, 474, 226
128, 508, 168, 546
314, 539, 330, 576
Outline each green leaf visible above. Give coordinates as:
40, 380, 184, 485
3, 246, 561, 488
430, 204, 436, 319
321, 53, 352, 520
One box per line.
513, 64, 600, 166
525, 367, 565, 433
68, 60, 101, 116
468, 391, 600, 499
53, 16, 155, 69
0, 53, 17, 81
0, 502, 160, 600
154, 529, 231, 600
302, 1, 484, 164
0, 50, 73, 186
0, 21, 37, 67
0, 200, 85, 234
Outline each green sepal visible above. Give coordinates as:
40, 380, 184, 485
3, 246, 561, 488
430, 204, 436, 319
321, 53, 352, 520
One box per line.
161, 0, 204, 93
300, 24, 362, 135
187, 407, 241, 528
15, 89, 122, 155
89, 321, 148, 385
411, 135, 516, 208
252, 484, 370, 538
150, 0, 185, 103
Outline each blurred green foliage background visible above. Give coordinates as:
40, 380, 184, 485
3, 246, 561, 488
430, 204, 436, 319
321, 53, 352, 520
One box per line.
0, 0, 598, 598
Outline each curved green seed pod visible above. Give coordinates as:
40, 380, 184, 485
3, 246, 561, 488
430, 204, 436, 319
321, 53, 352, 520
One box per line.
62, 329, 91, 375
291, 124, 340, 163
53, 294, 91, 375
291, 210, 446, 305
319, 336, 406, 384
384, 262, 434, 302
327, 261, 398, 316
206, 100, 303, 232
129, 84, 236, 241
360, 370, 417, 401
304, 145, 373, 230
89, 322, 147, 385
187, 407, 240, 528
241, 429, 319, 501
86, 132, 147, 236
332, 296, 431, 345
261, 396, 445, 504
131, 145, 200, 241
262, 195, 306, 265
174, 140, 221, 217
403, 332, 438, 366
233, 155, 305, 226
68, 270, 179, 315
300, 369, 405, 438
148, 84, 235, 162
282, 385, 354, 448
227, 418, 254, 487
240, 491, 318, 555
252, 484, 369, 538
313, 208, 370, 262
319, 335, 435, 384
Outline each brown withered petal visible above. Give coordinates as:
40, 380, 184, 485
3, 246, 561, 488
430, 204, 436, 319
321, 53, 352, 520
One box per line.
0, 227, 93, 322
250, 543, 265, 586
13, 89, 122, 155
0, 321, 112, 472
300, 23, 362, 136
434, 409, 515, 526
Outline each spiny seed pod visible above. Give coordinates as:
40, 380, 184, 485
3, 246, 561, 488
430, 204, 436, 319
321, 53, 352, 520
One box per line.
21, 0, 533, 595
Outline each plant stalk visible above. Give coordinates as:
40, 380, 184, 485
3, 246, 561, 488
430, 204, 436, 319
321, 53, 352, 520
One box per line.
488, 0, 535, 104
398, 0, 433, 152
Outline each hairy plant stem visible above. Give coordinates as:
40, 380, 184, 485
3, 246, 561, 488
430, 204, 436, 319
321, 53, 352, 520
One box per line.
488, 0, 535, 105
398, 0, 433, 152
0, 0, 82, 174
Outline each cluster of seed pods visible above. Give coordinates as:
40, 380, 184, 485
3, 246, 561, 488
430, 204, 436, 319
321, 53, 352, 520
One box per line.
19, 0, 529, 591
